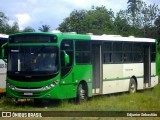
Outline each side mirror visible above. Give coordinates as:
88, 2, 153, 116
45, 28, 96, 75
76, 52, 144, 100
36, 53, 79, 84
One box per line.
64, 51, 70, 66
1, 42, 8, 63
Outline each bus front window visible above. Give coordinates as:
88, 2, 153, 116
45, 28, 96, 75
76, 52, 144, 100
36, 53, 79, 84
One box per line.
34, 53, 57, 72
8, 46, 58, 74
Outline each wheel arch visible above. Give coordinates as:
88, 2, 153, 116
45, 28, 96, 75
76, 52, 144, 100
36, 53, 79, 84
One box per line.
131, 76, 138, 87
78, 80, 88, 97
129, 76, 138, 93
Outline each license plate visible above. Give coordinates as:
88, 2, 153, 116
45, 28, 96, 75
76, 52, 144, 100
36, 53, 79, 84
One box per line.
24, 92, 33, 95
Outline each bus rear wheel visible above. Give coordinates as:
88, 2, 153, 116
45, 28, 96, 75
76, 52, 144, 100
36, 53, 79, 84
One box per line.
129, 78, 137, 93
75, 83, 87, 104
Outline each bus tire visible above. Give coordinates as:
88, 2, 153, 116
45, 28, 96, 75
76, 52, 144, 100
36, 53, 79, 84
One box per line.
129, 78, 137, 93
75, 83, 87, 104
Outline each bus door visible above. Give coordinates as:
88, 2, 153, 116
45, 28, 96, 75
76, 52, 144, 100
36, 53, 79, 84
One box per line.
92, 43, 102, 94
144, 45, 151, 88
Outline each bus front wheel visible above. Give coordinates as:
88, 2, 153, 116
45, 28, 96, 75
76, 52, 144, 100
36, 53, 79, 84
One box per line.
75, 83, 87, 104
129, 78, 137, 93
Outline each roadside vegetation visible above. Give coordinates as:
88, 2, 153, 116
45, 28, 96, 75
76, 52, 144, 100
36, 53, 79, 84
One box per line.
0, 84, 160, 111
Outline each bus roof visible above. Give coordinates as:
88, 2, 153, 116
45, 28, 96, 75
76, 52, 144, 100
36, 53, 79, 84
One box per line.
90, 35, 156, 43
9, 32, 156, 43
0, 34, 9, 38
58, 32, 156, 43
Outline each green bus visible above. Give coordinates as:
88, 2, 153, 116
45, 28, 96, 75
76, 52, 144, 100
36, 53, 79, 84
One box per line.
1, 31, 158, 103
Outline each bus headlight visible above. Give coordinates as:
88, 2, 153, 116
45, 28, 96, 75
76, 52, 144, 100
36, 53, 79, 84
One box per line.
42, 80, 58, 90
7, 80, 59, 91
7, 83, 16, 90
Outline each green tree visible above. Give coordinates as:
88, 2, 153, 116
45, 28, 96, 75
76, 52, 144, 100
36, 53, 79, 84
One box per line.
58, 6, 115, 35
0, 11, 8, 33
127, 1, 160, 38
114, 10, 131, 36
154, 16, 160, 39
140, 3, 160, 37
0, 11, 20, 34
10, 22, 19, 34
4, 22, 19, 34
23, 26, 35, 32
127, 0, 141, 27
58, 10, 86, 33
58, 2, 159, 38
38, 24, 51, 32
85, 6, 115, 34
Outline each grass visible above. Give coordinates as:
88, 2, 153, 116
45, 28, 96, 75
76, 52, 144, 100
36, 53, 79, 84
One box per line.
0, 85, 160, 120
0, 84, 160, 111
0, 83, 159, 120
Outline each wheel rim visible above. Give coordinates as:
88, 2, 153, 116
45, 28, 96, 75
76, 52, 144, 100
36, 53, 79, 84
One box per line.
79, 84, 85, 100
130, 83, 136, 93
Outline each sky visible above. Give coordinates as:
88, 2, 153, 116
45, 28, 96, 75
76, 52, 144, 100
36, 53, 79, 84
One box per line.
0, 0, 160, 31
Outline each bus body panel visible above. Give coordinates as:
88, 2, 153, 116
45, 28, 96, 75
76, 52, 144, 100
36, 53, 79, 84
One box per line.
0, 34, 8, 93
59, 65, 92, 99
151, 76, 158, 88
0, 59, 6, 89
102, 79, 130, 94
6, 74, 60, 98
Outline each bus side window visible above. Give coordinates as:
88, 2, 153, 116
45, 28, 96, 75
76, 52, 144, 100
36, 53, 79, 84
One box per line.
151, 43, 156, 62
123, 42, 132, 63
133, 43, 143, 63
103, 42, 112, 64
103, 53, 112, 63
113, 42, 123, 63
75, 41, 91, 64
113, 53, 123, 63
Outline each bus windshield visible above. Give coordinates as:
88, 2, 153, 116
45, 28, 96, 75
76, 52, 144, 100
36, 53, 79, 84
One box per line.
8, 46, 58, 74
